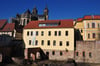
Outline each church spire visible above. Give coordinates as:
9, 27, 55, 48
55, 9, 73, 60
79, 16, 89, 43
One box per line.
32, 6, 38, 15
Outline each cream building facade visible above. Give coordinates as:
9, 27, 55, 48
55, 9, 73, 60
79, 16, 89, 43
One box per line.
23, 19, 74, 61
74, 15, 100, 41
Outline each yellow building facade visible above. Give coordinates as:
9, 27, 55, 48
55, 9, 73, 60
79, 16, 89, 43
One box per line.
23, 19, 74, 61
75, 15, 100, 41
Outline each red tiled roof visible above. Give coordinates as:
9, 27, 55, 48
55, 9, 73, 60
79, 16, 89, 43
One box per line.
0, 19, 7, 29
77, 18, 83, 22
0, 23, 15, 32
83, 15, 92, 19
93, 15, 100, 19
24, 19, 73, 29
77, 15, 100, 22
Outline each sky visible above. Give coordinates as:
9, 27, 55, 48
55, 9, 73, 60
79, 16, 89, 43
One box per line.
0, 0, 100, 21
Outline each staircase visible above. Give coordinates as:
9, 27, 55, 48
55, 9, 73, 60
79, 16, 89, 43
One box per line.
15, 32, 23, 40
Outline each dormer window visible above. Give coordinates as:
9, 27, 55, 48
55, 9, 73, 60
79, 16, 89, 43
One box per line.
39, 22, 60, 27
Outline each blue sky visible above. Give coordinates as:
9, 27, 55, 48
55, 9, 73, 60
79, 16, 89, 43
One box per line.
0, 0, 100, 20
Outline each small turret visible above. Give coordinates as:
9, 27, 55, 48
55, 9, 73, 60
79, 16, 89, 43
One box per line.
44, 6, 49, 20
44, 7, 49, 15
32, 6, 38, 15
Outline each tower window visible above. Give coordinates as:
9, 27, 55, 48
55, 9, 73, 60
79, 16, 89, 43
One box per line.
23, 19, 26, 26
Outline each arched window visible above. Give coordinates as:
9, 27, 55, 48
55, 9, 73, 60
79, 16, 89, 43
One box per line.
36, 52, 40, 59
87, 23, 89, 28
23, 19, 26, 26
92, 23, 95, 28
27, 19, 29, 24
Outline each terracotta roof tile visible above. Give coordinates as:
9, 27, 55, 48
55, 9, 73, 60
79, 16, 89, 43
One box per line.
83, 15, 92, 19
77, 15, 100, 22
77, 18, 83, 22
93, 15, 100, 19
0, 19, 7, 29
0, 23, 15, 32
24, 19, 73, 29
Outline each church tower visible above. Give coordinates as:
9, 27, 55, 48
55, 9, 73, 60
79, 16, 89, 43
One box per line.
44, 6, 49, 20
32, 6, 38, 15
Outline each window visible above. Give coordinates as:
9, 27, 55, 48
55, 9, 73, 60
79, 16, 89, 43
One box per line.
81, 29, 83, 33
66, 41, 69, 46
31, 31, 33, 36
27, 19, 29, 24
98, 23, 100, 28
92, 23, 95, 28
41, 31, 44, 36
59, 31, 61, 36
46, 52, 49, 56
39, 23, 59, 27
27, 31, 29, 36
48, 31, 51, 36
89, 52, 92, 58
48, 40, 50, 46
41, 40, 44, 45
88, 33, 90, 39
52, 51, 55, 55
29, 40, 31, 45
59, 41, 62, 46
65, 31, 68, 36
53, 40, 56, 46
35, 40, 38, 45
36, 31, 38, 36
92, 33, 96, 38
87, 23, 89, 28
76, 52, 78, 56
83, 51, 85, 57
60, 51, 63, 56
55, 31, 57, 36
23, 19, 25, 26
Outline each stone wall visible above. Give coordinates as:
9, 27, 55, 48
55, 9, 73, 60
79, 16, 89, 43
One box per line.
43, 49, 74, 61
75, 41, 100, 63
